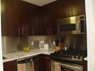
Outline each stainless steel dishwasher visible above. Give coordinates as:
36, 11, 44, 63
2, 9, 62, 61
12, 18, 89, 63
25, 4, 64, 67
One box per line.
17, 56, 38, 71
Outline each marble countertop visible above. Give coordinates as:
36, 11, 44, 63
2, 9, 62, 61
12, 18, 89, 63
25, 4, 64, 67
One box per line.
3, 49, 56, 63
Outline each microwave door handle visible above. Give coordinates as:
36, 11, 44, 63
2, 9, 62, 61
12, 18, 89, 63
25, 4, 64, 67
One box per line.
60, 64, 82, 70
77, 20, 81, 33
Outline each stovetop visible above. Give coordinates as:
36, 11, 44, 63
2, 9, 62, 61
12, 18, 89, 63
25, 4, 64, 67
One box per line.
50, 50, 87, 65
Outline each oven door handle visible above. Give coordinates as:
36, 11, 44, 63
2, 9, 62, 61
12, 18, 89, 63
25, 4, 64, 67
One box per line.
60, 63, 82, 70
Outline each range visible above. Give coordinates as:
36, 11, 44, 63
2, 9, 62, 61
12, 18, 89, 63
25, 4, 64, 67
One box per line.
50, 49, 87, 65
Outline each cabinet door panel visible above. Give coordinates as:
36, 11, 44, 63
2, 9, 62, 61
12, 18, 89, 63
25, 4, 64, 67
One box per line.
84, 61, 87, 71
1, 0, 7, 36
20, 1, 40, 36
69, 0, 85, 16
57, 0, 70, 19
45, 57, 51, 71
4, 68, 17, 71
41, 2, 57, 35
7, 0, 20, 36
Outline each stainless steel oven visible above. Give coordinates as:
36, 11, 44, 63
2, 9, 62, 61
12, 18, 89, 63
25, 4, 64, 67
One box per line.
57, 15, 85, 35
51, 60, 83, 71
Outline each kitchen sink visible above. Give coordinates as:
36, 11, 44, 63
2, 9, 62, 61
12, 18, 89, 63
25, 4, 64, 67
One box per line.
3, 56, 7, 59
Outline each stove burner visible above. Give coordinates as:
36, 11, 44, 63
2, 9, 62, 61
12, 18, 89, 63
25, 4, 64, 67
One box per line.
50, 50, 87, 65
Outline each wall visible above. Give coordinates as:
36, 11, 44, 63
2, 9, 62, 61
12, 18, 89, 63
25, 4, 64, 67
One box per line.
85, 0, 95, 71
2, 35, 87, 54
0, 0, 3, 71
2, 36, 57, 54
57, 34, 87, 51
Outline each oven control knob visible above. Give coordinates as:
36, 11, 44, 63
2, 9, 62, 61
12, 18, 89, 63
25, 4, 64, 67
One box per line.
78, 56, 80, 59
74, 56, 76, 58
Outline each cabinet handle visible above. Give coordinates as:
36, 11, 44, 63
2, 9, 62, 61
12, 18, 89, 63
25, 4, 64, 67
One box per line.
47, 28, 49, 35
32, 28, 34, 35
70, 8, 73, 16
50, 28, 52, 35
18, 27, 20, 35
67, 9, 69, 17
22, 28, 24, 35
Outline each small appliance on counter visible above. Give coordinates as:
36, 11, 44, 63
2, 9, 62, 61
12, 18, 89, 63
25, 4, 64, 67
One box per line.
44, 43, 49, 50
39, 41, 44, 50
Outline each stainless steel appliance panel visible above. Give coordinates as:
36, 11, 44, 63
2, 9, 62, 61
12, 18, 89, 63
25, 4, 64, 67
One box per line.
57, 15, 85, 35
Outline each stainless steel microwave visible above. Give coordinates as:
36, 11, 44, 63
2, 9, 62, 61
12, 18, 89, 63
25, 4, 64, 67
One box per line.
57, 15, 85, 35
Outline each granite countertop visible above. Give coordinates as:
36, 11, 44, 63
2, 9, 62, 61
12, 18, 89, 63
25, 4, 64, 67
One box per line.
3, 49, 56, 63
84, 56, 87, 61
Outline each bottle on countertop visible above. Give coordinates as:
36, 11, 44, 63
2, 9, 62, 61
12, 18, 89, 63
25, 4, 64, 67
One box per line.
56, 39, 61, 51
61, 38, 65, 49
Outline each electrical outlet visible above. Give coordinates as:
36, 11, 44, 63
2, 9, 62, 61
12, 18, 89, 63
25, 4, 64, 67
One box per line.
31, 41, 34, 45
53, 41, 55, 45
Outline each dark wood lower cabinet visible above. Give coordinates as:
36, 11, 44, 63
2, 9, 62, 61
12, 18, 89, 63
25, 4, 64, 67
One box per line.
44, 56, 51, 71
83, 60, 87, 71
3, 60, 17, 71
4, 68, 17, 71
38, 54, 51, 71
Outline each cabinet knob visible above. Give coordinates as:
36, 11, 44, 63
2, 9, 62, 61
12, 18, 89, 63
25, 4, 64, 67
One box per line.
70, 8, 73, 16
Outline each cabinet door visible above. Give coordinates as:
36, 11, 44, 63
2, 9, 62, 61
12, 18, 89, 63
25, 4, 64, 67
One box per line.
69, 0, 85, 16
83, 61, 87, 71
57, 0, 70, 19
41, 7, 50, 35
44, 57, 51, 71
1, 0, 7, 36
41, 2, 57, 35
3, 60, 17, 71
20, 1, 40, 36
38, 54, 45, 71
4, 68, 17, 71
7, 0, 20, 36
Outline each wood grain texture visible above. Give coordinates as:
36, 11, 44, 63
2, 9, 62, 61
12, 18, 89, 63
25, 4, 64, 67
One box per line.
83, 61, 87, 71
1, 0, 7, 36
3, 60, 17, 71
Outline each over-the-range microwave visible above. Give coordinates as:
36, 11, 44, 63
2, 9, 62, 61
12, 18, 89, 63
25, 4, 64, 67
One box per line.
57, 15, 86, 35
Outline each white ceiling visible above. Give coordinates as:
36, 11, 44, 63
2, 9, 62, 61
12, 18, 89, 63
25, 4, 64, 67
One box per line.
22, 0, 57, 6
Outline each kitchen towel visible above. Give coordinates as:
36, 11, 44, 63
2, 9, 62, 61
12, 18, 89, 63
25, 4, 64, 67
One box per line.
54, 62, 61, 71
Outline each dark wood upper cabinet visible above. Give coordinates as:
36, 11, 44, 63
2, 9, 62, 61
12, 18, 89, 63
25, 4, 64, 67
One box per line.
20, 1, 40, 36
1, 0, 85, 36
41, 2, 57, 35
1, 0, 7, 36
6, 0, 21, 36
3, 0, 40, 36
57, 0, 70, 19
69, 0, 85, 16
57, 0, 85, 18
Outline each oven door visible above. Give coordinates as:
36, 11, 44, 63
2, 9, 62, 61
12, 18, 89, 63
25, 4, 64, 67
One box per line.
60, 63, 83, 71
51, 60, 83, 71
